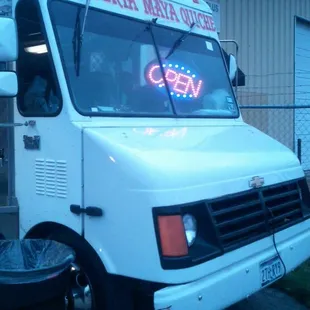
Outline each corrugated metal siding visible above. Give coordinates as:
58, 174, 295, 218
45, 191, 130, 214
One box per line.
219, 0, 310, 150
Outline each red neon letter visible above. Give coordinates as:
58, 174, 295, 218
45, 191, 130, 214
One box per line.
165, 69, 178, 83
148, 65, 163, 84
186, 78, 203, 97
174, 74, 190, 94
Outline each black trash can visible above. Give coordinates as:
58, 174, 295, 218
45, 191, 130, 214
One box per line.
0, 239, 75, 310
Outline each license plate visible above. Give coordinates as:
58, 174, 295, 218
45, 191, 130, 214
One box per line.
260, 256, 284, 287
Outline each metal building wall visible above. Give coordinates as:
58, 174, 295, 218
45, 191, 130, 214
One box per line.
219, 0, 310, 150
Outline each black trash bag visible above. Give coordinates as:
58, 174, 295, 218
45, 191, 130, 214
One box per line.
0, 239, 75, 310
0, 239, 75, 284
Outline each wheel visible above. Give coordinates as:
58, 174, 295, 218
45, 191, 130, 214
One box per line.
65, 260, 93, 310
47, 229, 135, 310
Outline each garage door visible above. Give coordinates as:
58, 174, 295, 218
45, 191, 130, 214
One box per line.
295, 18, 310, 171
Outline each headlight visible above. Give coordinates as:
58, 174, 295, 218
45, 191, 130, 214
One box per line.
182, 214, 197, 246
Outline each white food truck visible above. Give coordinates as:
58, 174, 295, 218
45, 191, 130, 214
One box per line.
0, 0, 310, 309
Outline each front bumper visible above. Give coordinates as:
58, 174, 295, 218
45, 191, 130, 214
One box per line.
154, 220, 310, 310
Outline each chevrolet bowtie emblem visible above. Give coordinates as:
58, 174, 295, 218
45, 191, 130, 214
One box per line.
249, 176, 265, 189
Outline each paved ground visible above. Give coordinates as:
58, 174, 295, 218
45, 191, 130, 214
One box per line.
73, 288, 307, 310
229, 288, 308, 310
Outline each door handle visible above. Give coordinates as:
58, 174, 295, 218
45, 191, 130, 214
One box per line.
85, 207, 103, 217
0, 149, 4, 168
70, 205, 103, 217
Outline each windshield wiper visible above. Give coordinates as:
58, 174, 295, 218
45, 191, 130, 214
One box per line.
72, 8, 81, 76
81, 0, 91, 40
72, 0, 91, 76
148, 19, 177, 115
165, 22, 196, 59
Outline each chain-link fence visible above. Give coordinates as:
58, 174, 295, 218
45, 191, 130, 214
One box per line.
233, 34, 310, 184
239, 104, 310, 182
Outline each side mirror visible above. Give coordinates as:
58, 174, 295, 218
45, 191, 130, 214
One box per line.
228, 54, 237, 81
0, 17, 18, 62
0, 72, 18, 97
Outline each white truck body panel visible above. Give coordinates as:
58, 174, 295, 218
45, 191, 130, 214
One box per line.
1, 0, 310, 309
15, 0, 221, 238
154, 220, 310, 309
83, 121, 303, 281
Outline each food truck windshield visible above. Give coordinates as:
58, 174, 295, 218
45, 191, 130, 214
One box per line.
50, 0, 239, 118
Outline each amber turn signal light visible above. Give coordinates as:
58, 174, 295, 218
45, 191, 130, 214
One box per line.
157, 215, 189, 257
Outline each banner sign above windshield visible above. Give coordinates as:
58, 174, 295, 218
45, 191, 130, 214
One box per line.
92, 0, 218, 36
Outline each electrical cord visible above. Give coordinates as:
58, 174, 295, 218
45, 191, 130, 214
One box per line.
268, 208, 287, 278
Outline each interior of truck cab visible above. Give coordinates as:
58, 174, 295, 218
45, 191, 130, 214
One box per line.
15, 0, 61, 116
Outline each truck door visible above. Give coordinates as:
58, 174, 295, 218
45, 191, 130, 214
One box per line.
0, 94, 8, 206
12, 0, 82, 236
0, 63, 19, 239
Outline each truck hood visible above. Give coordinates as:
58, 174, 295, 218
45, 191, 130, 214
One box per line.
82, 123, 303, 202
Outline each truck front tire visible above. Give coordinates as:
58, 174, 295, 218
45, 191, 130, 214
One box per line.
47, 229, 135, 310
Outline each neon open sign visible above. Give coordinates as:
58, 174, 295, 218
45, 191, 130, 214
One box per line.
146, 63, 203, 99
